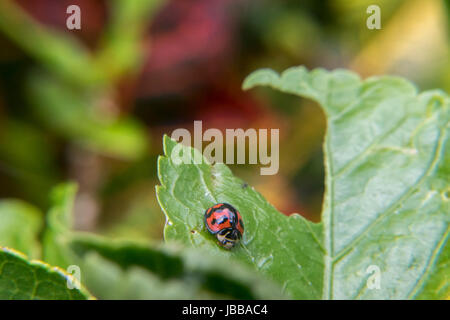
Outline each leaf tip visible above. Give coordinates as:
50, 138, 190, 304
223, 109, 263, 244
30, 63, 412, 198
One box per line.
162, 134, 178, 157
242, 68, 280, 91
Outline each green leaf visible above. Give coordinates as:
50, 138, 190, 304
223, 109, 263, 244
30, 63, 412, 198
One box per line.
0, 201, 42, 258
0, 247, 91, 299
42, 183, 79, 270
157, 135, 325, 299
28, 73, 148, 160
70, 235, 286, 299
244, 66, 450, 299
157, 66, 449, 299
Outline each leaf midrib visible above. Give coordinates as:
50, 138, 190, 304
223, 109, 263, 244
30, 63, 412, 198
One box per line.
322, 128, 334, 300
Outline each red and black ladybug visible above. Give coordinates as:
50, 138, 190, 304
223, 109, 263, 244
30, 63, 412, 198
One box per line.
204, 203, 244, 249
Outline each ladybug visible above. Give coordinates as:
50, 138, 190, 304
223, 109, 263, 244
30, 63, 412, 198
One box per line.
204, 203, 244, 249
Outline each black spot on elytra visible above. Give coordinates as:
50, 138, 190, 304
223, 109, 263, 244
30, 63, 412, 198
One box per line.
217, 216, 228, 225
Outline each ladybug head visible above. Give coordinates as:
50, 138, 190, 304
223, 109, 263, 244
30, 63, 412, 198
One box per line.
216, 228, 241, 249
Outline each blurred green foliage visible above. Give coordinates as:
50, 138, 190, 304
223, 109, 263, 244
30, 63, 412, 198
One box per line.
0, 183, 286, 299
0, 0, 447, 300
0, 0, 164, 212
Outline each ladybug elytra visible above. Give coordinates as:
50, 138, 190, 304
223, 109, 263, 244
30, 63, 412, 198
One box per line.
204, 203, 244, 249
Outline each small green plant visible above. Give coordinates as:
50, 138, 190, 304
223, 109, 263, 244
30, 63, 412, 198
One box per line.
0, 66, 448, 300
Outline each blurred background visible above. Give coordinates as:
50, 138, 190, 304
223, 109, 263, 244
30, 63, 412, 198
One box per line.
0, 0, 448, 242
